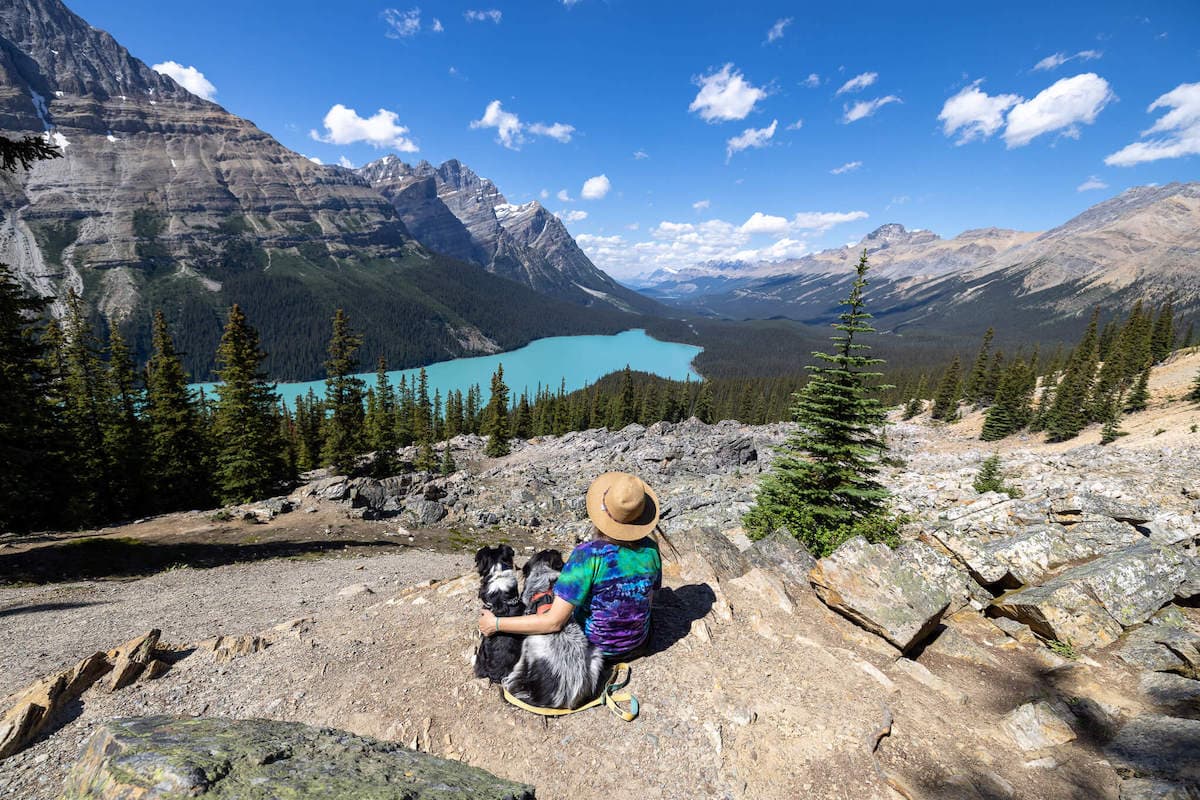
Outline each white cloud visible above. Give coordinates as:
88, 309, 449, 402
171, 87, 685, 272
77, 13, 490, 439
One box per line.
581, 174, 611, 200
1105, 81, 1200, 166
464, 9, 502, 23
689, 64, 767, 123
557, 209, 588, 222
740, 212, 789, 235
830, 160, 862, 174
307, 156, 323, 165
527, 121, 576, 142
575, 209, 867, 278
151, 61, 216, 100
1077, 175, 1108, 191
540, 188, 549, 199
633, 149, 649, 160
382, 8, 421, 38
843, 95, 900, 123
432, 18, 443, 31
470, 100, 574, 149
338, 155, 355, 169
791, 210, 869, 231
310, 104, 418, 151
803, 73, 820, 88
938, 80, 1022, 144
692, 199, 711, 211
765, 18, 791, 43
1004, 73, 1113, 147
557, 189, 573, 202
626, 223, 639, 231
786, 118, 803, 130
726, 119, 777, 160
836, 71, 877, 95
1033, 49, 1102, 72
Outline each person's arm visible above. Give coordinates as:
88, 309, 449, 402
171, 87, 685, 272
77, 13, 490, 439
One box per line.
478, 597, 573, 637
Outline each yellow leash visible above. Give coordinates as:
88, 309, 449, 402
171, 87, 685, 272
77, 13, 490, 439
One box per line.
502, 662, 639, 721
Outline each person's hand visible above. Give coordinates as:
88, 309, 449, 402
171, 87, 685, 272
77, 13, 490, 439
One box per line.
479, 609, 497, 637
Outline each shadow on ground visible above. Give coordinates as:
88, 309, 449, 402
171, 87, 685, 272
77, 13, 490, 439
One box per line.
644, 583, 716, 657
0, 538, 401, 585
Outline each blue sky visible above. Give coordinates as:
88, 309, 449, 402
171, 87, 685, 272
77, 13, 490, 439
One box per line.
70, 0, 1199, 278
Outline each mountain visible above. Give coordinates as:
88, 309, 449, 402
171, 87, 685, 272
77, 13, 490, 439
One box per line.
640, 184, 1200, 340
0, 0, 639, 380
357, 156, 657, 313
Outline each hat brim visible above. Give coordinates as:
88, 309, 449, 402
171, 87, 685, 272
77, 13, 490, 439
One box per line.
586, 472, 660, 542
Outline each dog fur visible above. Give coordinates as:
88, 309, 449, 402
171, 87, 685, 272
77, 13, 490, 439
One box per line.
472, 545, 525, 683
503, 549, 606, 709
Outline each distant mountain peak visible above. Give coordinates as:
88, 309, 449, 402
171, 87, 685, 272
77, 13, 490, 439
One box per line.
862, 223, 940, 250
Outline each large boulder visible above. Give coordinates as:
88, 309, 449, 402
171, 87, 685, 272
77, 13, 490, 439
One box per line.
663, 527, 747, 581
1115, 625, 1200, 679
405, 499, 448, 527
1106, 714, 1200, 783
895, 540, 989, 613
1052, 493, 1154, 525
62, 716, 535, 799
743, 529, 816, 588
808, 537, 951, 652
991, 544, 1189, 649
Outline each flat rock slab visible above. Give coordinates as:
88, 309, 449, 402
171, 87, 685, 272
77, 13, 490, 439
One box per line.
809, 536, 951, 652
1000, 701, 1076, 751
62, 716, 535, 799
743, 529, 816, 589
991, 544, 1188, 649
1106, 715, 1200, 782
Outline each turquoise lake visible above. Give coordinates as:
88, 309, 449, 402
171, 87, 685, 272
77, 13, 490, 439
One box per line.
193, 329, 703, 406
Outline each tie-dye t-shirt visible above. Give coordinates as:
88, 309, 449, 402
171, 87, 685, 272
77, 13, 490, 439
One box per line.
554, 537, 662, 656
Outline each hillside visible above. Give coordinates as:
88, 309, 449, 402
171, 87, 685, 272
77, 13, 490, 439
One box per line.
0, 0, 644, 380
639, 184, 1200, 343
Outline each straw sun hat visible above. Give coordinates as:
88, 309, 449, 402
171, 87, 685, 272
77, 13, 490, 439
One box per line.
586, 472, 660, 542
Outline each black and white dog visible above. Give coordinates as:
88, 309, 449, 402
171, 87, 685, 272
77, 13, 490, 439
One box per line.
503, 549, 606, 709
472, 545, 525, 683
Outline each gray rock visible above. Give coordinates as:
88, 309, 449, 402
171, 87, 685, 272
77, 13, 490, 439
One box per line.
1106, 715, 1200, 782
743, 529, 816, 588
667, 527, 747, 580
1139, 671, 1200, 716
1053, 492, 1154, 525
1000, 701, 1076, 751
992, 544, 1189, 649
61, 716, 534, 799
896, 541, 990, 613
809, 537, 951, 652
405, 500, 447, 527
1118, 778, 1200, 800
1115, 625, 1200, 677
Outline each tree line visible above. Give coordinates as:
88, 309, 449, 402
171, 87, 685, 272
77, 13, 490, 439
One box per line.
905, 300, 1197, 444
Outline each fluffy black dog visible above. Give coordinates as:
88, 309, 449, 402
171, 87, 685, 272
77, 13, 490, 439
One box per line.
473, 545, 525, 683
503, 548, 605, 709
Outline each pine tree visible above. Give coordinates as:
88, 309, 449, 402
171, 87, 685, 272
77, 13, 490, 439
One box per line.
411, 367, 436, 471
1045, 308, 1100, 442
103, 324, 147, 518
1124, 361, 1151, 413
963, 328, 994, 405
145, 310, 211, 511
439, 442, 456, 475
694, 381, 714, 423
59, 290, 113, 523
901, 374, 926, 420
482, 364, 511, 457
320, 309, 366, 474
514, 391, 533, 438
1189, 367, 1200, 402
294, 389, 324, 471
0, 264, 63, 531
212, 304, 287, 504
0, 133, 61, 173
365, 357, 398, 476
1100, 393, 1125, 445
931, 357, 962, 421
743, 250, 892, 556
1150, 300, 1175, 364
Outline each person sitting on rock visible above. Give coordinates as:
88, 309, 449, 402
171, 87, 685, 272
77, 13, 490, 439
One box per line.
478, 471, 663, 664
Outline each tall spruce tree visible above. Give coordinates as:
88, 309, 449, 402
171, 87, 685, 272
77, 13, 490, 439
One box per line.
694, 381, 714, 424
320, 309, 366, 474
901, 374, 927, 420
963, 328, 994, 405
1124, 362, 1151, 413
212, 304, 287, 503
104, 324, 147, 518
366, 357, 398, 476
482, 364, 511, 457
145, 310, 211, 511
59, 291, 113, 523
931, 357, 962, 421
1189, 366, 1200, 402
1150, 300, 1175, 364
1045, 308, 1100, 442
743, 250, 891, 556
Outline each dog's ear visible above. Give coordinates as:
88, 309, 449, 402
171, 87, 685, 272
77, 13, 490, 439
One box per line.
501, 544, 515, 566
521, 559, 533, 579
548, 550, 565, 571
474, 546, 492, 575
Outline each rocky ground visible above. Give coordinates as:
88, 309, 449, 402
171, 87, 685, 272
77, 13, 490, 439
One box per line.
2, 350, 1199, 799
